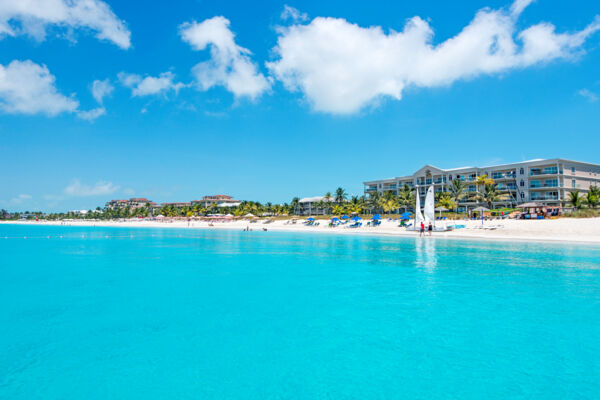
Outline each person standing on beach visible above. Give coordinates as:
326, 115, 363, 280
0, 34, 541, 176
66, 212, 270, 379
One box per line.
428, 222, 433, 236
420, 222, 425, 237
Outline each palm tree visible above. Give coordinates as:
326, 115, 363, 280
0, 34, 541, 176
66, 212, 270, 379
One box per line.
474, 183, 508, 209
379, 190, 398, 214
569, 190, 583, 209
586, 185, 599, 209
475, 174, 494, 189
332, 205, 345, 216
436, 193, 457, 211
397, 184, 414, 212
449, 179, 467, 208
367, 191, 381, 213
347, 196, 364, 214
335, 187, 347, 204
290, 197, 300, 215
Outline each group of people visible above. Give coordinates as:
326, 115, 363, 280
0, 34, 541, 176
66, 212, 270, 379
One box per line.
419, 221, 433, 237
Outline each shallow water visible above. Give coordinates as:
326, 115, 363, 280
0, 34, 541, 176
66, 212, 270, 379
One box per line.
1, 224, 599, 399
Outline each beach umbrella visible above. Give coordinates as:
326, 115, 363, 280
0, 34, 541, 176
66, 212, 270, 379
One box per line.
307, 217, 315, 221
372, 214, 381, 220
351, 216, 362, 221
244, 213, 256, 218
331, 217, 340, 221
401, 212, 412, 219
472, 206, 489, 225
434, 206, 448, 218
341, 215, 349, 219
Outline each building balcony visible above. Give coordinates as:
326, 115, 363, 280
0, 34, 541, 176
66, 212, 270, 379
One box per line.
529, 184, 559, 190
530, 169, 558, 176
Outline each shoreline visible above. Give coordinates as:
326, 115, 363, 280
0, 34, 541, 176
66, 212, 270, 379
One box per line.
3, 217, 600, 245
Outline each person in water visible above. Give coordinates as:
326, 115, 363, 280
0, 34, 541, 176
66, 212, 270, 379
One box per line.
428, 222, 433, 236
420, 222, 425, 237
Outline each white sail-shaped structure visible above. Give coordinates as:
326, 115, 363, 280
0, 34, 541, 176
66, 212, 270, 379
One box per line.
414, 187, 424, 227
424, 185, 435, 226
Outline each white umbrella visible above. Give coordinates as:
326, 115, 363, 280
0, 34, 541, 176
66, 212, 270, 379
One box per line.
472, 206, 489, 225
434, 206, 448, 219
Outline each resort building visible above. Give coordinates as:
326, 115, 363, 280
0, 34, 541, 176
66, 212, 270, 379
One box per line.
298, 196, 336, 215
105, 198, 159, 210
364, 158, 600, 210
192, 195, 241, 208
161, 202, 192, 208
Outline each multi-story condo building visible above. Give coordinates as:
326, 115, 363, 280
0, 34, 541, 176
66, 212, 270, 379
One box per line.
364, 159, 600, 210
105, 198, 159, 210
191, 195, 240, 208
161, 202, 192, 208
298, 196, 335, 215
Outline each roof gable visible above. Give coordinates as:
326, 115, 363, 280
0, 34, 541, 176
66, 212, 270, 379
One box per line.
412, 164, 446, 176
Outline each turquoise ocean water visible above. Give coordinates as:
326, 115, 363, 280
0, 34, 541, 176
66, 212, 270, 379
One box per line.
1, 224, 599, 399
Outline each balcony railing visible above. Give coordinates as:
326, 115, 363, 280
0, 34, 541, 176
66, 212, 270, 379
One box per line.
492, 173, 516, 179
530, 168, 558, 176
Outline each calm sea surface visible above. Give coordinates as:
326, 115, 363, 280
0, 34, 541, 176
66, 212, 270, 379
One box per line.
1, 224, 599, 399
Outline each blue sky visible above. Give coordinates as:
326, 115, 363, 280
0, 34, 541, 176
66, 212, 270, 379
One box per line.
1, 0, 599, 212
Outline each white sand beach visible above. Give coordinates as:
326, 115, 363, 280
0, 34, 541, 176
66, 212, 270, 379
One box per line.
4, 217, 600, 244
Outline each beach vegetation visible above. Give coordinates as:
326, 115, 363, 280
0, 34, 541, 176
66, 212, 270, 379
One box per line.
397, 184, 414, 212
473, 183, 509, 209
568, 190, 583, 209
436, 193, 458, 211
335, 187, 347, 204
586, 185, 599, 208
449, 179, 467, 206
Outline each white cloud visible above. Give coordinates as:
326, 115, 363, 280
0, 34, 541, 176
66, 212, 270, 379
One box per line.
91, 78, 113, 104
77, 106, 105, 121
578, 88, 598, 102
281, 5, 308, 23
118, 71, 185, 97
179, 16, 270, 100
0, 0, 131, 49
10, 194, 32, 204
64, 179, 119, 196
0, 59, 78, 115
267, 1, 600, 114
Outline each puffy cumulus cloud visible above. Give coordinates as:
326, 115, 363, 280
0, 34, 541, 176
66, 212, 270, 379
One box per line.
179, 16, 270, 100
118, 71, 185, 97
281, 5, 308, 23
267, 1, 600, 114
77, 106, 105, 121
0, 59, 78, 116
64, 179, 119, 196
0, 0, 131, 49
91, 78, 113, 104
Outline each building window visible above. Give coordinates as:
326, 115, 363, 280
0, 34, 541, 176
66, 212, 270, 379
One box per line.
520, 180, 524, 187
571, 167, 576, 174
520, 192, 525, 199
572, 180, 576, 188
530, 180, 541, 188
520, 168, 524, 175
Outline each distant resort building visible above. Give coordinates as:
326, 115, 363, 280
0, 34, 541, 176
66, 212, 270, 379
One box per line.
105, 198, 159, 210
105, 195, 242, 211
161, 202, 192, 208
364, 158, 600, 210
191, 195, 241, 208
298, 196, 335, 216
